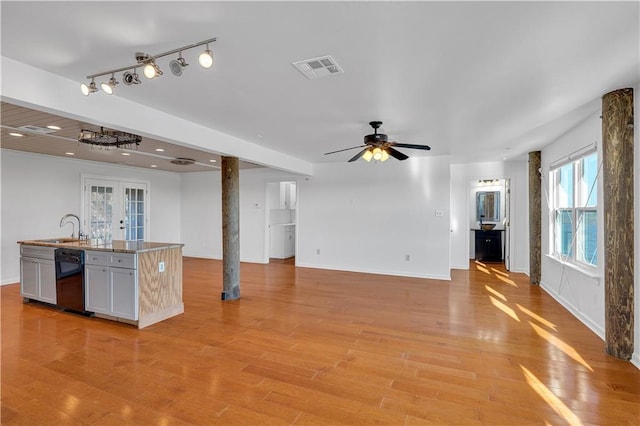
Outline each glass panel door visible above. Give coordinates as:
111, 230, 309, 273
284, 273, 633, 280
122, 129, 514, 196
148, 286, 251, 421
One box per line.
88, 181, 115, 241
84, 178, 148, 242
123, 185, 146, 241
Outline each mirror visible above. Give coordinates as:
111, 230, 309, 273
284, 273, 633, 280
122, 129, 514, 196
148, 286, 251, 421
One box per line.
476, 191, 500, 222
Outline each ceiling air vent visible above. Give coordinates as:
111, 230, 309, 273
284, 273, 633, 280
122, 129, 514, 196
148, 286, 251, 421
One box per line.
170, 157, 196, 166
292, 55, 344, 80
17, 125, 56, 134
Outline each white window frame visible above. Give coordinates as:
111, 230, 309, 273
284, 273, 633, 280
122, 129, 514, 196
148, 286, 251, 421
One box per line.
549, 150, 598, 268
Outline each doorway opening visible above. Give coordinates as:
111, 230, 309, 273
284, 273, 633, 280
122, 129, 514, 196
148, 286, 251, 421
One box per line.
469, 178, 510, 270
265, 181, 297, 263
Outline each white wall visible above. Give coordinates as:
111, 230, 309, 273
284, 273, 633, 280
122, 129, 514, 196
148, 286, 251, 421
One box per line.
181, 156, 452, 279
1, 150, 181, 284
540, 108, 604, 337
296, 157, 451, 280
449, 160, 529, 273
180, 168, 299, 263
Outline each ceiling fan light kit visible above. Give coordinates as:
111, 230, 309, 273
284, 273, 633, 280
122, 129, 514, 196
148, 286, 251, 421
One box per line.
325, 121, 431, 163
80, 37, 216, 96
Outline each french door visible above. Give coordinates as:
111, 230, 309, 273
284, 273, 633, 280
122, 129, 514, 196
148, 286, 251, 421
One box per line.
83, 177, 149, 242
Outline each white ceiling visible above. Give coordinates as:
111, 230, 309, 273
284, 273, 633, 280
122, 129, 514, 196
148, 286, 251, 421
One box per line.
1, 1, 638, 168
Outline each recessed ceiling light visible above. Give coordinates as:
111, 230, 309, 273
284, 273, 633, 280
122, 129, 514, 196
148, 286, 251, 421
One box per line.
9, 132, 24, 137
150, 165, 157, 168
155, 148, 165, 152
65, 152, 75, 156
210, 159, 217, 163
47, 125, 61, 130
121, 152, 131, 156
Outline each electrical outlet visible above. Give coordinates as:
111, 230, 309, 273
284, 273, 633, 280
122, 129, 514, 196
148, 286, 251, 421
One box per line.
405, 254, 410, 261
159, 261, 165, 272
316, 249, 320, 255
435, 210, 444, 217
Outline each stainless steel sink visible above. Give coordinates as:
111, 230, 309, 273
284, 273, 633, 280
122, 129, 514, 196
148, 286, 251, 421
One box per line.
36, 238, 81, 244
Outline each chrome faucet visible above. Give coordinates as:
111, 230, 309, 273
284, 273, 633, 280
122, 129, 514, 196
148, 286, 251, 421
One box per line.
59, 213, 82, 240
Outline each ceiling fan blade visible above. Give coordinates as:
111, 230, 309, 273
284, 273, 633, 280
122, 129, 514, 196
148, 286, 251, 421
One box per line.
348, 148, 370, 162
387, 147, 409, 161
324, 145, 367, 155
390, 142, 431, 151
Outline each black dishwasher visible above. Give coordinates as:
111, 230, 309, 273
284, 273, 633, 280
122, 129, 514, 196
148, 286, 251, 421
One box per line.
55, 248, 86, 313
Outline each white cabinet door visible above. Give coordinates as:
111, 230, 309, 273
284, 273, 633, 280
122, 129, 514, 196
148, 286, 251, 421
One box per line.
110, 268, 138, 320
38, 259, 57, 304
20, 257, 56, 304
285, 229, 295, 258
20, 257, 39, 299
85, 264, 110, 314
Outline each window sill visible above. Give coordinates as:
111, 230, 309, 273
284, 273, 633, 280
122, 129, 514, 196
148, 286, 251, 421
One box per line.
544, 254, 601, 279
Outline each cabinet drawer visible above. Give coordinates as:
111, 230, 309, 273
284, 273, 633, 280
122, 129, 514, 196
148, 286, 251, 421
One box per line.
20, 245, 55, 260
110, 253, 136, 269
85, 251, 109, 266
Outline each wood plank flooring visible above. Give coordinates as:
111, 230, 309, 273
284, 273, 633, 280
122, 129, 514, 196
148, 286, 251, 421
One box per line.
2, 258, 639, 425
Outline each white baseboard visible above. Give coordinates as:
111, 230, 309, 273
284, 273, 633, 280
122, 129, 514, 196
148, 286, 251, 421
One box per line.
2, 277, 19, 286
631, 352, 640, 370
540, 281, 605, 339
296, 261, 451, 281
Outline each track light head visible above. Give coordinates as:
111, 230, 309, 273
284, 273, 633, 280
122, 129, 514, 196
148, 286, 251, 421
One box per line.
122, 69, 141, 85
198, 44, 214, 69
100, 74, 118, 95
169, 53, 189, 76
80, 79, 98, 96
143, 61, 162, 79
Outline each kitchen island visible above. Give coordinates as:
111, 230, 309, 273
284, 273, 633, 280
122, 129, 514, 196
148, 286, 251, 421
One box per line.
18, 239, 184, 328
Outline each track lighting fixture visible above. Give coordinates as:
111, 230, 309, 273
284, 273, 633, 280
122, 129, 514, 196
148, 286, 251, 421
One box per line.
100, 74, 118, 95
80, 37, 216, 95
198, 43, 214, 69
80, 78, 98, 96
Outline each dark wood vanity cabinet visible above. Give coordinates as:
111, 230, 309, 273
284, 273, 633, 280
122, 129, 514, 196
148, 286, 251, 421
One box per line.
474, 230, 503, 262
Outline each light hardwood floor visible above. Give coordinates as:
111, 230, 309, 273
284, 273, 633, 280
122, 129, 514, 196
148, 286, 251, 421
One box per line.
2, 258, 639, 425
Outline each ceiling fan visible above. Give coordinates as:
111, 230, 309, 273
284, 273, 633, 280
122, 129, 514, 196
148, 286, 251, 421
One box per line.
324, 121, 431, 162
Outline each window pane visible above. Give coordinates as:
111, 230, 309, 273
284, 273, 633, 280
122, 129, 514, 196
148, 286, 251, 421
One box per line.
578, 153, 597, 207
556, 210, 573, 257
556, 164, 574, 208
577, 210, 597, 265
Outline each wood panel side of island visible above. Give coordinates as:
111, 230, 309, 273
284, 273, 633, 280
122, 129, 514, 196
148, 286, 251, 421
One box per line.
137, 247, 184, 328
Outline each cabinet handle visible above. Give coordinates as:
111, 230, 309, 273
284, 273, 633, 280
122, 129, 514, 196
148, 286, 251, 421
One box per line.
129, 272, 133, 276
102, 268, 107, 272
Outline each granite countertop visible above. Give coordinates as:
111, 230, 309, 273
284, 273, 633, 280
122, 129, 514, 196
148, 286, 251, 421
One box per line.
18, 238, 184, 253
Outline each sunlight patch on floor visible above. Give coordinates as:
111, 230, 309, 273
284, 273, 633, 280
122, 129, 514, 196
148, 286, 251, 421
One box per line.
476, 264, 491, 275
520, 365, 584, 426
517, 304, 557, 331
490, 267, 509, 277
484, 285, 507, 301
495, 274, 517, 287
529, 322, 593, 372
489, 296, 520, 322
